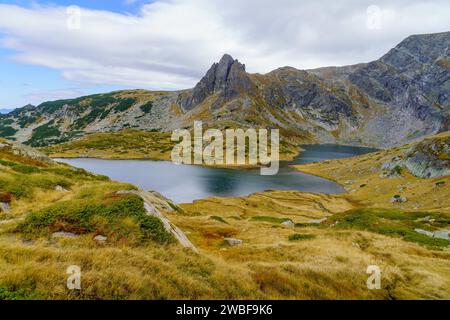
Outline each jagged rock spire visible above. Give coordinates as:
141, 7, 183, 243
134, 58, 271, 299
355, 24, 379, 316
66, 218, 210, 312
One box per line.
179, 54, 253, 111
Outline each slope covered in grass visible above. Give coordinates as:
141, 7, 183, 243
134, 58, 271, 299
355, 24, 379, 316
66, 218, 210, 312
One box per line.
294, 132, 450, 212
41, 129, 175, 160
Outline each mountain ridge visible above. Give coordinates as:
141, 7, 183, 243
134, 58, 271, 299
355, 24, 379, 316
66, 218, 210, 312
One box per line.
0, 31, 448, 148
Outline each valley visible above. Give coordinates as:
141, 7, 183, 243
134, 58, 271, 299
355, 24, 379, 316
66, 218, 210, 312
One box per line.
0, 31, 449, 300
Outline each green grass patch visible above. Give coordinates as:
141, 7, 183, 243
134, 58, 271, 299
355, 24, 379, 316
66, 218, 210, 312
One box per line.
17, 194, 174, 245
288, 233, 316, 241
0, 159, 41, 174
114, 98, 136, 113
140, 101, 154, 113
327, 208, 449, 249
209, 216, 228, 224
26, 121, 61, 147
0, 126, 18, 138
251, 216, 291, 224
0, 286, 43, 300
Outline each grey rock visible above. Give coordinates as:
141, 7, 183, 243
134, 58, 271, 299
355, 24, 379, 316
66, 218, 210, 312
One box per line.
179, 54, 254, 111
93, 235, 107, 242
0, 202, 10, 213
21, 238, 35, 245
415, 229, 450, 241
55, 185, 69, 192
382, 135, 449, 178
224, 238, 243, 246
307, 218, 328, 224
433, 230, 450, 241
414, 229, 434, 237
390, 195, 407, 203
281, 220, 295, 227
52, 231, 79, 239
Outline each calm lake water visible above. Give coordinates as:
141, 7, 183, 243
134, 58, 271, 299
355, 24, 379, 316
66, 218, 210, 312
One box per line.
56, 144, 377, 203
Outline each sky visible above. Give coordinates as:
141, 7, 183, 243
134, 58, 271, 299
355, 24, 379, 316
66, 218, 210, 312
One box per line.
0, 0, 449, 108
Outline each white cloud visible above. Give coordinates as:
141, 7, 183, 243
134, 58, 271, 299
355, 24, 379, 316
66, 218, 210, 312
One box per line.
0, 0, 449, 90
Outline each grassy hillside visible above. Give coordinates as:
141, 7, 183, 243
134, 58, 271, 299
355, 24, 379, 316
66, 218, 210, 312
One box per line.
294, 132, 450, 212
41, 128, 300, 163
171, 191, 450, 299
40, 129, 175, 161
1, 136, 449, 299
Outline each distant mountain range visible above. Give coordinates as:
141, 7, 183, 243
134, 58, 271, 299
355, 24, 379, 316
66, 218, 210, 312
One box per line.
0, 31, 448, 148
0, 109, 13, 114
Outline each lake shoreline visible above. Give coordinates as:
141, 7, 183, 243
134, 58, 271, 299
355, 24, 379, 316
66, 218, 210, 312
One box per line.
55, 144, 378, 203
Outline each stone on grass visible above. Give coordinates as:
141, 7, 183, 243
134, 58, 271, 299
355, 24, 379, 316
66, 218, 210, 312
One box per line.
93, 235, 107, 242
55, 185, 69, 192
0, 202, 10, 213
390, 195, 407, 203
281, 220, 295, 227
307, 218, 327, 224
52, 231, 79, 239
224, 238, 243, 246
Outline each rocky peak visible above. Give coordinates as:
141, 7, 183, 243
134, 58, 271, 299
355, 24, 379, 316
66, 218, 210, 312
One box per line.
381, 32, 450, 69
179, 54, 253, 111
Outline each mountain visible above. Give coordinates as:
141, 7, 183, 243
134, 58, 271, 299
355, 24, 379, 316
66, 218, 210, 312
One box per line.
0, 108, 13, 114
0, 32, 448, 148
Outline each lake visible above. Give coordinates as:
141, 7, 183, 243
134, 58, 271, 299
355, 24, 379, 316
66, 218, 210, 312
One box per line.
56, 144, 377, 203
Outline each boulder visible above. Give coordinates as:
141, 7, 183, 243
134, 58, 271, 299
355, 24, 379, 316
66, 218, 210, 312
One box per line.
224, 238, 243, 246
432, 230, 450, 241
390, 195, 407, 203
52, 231, 79, 239
93, 235, 107, 242
0, 202, 10, 213
307, 218, 328, 224
55, 185, 69, 192
414, 229, 434, 237
281, 220, 295, 227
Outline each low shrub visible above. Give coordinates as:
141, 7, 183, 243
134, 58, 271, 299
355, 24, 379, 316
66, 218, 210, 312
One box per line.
251, 216, 291, 224
328, 208, 449, 249
209, 216, 228, 224
288, 233, 316, 241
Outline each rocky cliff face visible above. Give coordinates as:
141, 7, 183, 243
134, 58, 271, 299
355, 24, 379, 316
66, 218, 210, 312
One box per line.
179, 54, 254, 111
0, 32, 448, 149
381, 133, 450, 178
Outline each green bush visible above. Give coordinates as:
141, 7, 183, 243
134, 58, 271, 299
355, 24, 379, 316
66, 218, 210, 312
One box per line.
209, 216, 228, 224
0, 159, 40, 174
27, 121, 61, 146
0, 286, 42, 300
0, 126, 18, 137
288, 233, 316, 241
140, 101, 154, 113
251, 216, 291, 224
328, 208, 449, 249
114, 98, 136, 112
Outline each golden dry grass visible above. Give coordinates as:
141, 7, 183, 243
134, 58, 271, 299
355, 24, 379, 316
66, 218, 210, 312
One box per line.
166, 190, 450, 300
293, 133, 450, 213
2, 134, 450, 300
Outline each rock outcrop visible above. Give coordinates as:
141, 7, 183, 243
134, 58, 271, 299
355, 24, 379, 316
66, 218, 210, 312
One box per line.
179, 54, 254, 111
382, 134, 449, 178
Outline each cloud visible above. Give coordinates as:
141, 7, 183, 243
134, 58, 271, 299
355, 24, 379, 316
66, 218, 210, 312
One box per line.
24, 87, 88, 104
0, 0, 449, 90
